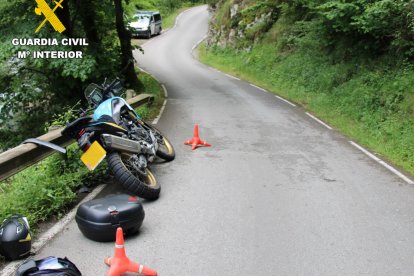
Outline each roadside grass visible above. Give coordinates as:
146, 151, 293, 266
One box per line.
0, 145, 107, 229
135, 69, 165, 120
0, 71, 164, 230
162, 5, 194, 30
199, 43, 414, 176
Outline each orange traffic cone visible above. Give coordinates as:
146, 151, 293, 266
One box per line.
184, 124, 212, 150
104, 227, 157, 276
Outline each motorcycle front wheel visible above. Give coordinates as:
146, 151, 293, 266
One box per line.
145, 123, 175, 161
107, 152, 160, 200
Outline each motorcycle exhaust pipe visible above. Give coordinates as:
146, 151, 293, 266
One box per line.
101, 134, 141, 153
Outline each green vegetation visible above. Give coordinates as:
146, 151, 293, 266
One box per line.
163, 6, 191, 29
0, 145, 107, 226
0, 0, 206, 151
125, 0, 203, 16
0, 0, 138, 150
135, 69, 165, 119
0, 0, 186, 229
125, 0, 206, 29
201, 0, 414, 175
0, 70, 164, 227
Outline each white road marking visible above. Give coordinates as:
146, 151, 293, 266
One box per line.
0, 10, 181, 275
305, 112, 332, 130
174, 7, 191, 28
174, 14, 181, 28
349, 141, 414, 184
191, 34, 208, 53
0, 184, 107, 276
139, 68, 149, 74
136, 67, 168, 124
249, 84, 267, 92
161, 84, 168, 98
140, 8, 191, 48
196, 35, 207, 45
224, 73, 240, 81
275, 95, 296, 107
152, 100, 167, 125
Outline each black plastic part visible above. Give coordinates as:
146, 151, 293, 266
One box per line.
75, 194, 145, 242
0, 241, 31, 260
15, 259, 37, 276
16, 257, 82, 276
61, 116, 92, 139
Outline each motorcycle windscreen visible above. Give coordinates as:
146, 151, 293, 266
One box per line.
81, 141, 107, 170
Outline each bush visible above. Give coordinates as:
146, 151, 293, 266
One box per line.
0, 145, 107, 225
200, 38, 414, 175
0, 70, 164, 227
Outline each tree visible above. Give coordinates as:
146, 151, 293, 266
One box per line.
113, 0, 143, 90
0, 0, 125, 148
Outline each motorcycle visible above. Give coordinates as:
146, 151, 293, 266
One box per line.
61, 78, 175, 200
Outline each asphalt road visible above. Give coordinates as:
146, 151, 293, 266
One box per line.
35, 5, 414, 275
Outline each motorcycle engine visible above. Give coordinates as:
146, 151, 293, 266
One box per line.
130, 124, 152, 144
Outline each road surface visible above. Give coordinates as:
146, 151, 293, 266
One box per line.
35, 5, 414, 275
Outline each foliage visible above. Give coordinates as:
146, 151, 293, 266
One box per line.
44, 101, 82, 131
0, 0, 205, 151
0, 69, 164, 227
201, 41, 414, 175
211, 0, 414, 58
317, 0, 414, 57
0, 0, 134, 151
202, 0, 414, 175
125, 0, 206, 17
0, 144, 107, 225
134, 69, 165, 119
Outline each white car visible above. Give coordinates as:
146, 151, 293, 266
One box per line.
128, 11, 162, 38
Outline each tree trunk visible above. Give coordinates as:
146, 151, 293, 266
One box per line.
113, 0, 143, 90
57, 0, 86, 102
56, 0, 73, 37
77, 0, 101, 50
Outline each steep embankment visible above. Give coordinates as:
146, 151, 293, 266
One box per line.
201, 0, 414, 175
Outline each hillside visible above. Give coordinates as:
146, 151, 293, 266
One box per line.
202, 0, 414, 175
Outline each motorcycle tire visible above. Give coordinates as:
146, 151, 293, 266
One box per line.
145, 123, 175, 161
107, 152, 160, 200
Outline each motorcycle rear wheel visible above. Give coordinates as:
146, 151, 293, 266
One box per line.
107, 152, 160, 200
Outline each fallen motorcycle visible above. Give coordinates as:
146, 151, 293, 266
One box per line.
61, 78, 175, 200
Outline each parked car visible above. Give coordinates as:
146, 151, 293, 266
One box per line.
128, 11, 162, 38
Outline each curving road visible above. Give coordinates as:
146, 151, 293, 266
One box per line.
34, 5, 414, 275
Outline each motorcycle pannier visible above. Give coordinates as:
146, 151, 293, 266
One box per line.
75, 194, 145, 242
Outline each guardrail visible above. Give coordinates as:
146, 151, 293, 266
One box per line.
0, 94, 154, 182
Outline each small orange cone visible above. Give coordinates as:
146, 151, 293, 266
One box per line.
104, 227, 157, 276
184, 124, 212, 150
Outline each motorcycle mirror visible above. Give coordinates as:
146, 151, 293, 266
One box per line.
111, 79, 124, 96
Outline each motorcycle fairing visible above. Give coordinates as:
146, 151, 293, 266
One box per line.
93, 97, 141, 124
88, 122, 127, 132
62, 116, 93, 138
